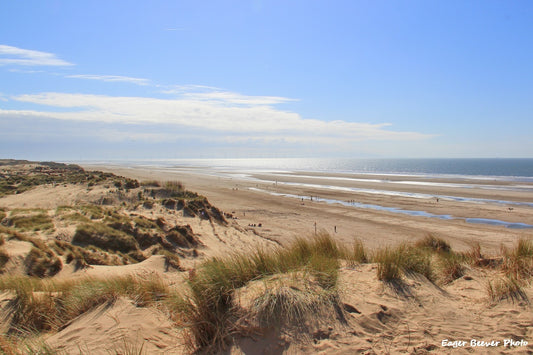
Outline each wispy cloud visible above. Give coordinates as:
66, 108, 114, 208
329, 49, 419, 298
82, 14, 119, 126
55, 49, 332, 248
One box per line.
159, 84, 224, 95
3, 92, 433, 144
8, 68, 45, 74
182, 91, 296, 106
160, 85, 296, 105
0, 45, 73, 66
66, 74, 151, 86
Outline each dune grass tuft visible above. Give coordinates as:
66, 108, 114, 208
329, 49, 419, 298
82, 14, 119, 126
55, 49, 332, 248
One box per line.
24, 247, 62, 277
249, 276, 340, 331
414, 234, 451, 253
375, 247, 403, 281
175, 233, 342, 351
487, 277, 528, 304
343, 238, 368, 266
374, 243, 433, 282
501, 238, 533, 280
436, 252, 464, 284
0, 274, 170, 335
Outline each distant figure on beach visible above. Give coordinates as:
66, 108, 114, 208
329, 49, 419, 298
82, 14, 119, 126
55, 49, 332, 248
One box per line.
334, 225, 337, 233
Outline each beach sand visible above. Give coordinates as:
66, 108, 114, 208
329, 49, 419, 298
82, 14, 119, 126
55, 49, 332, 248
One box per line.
83, 163, 533, 254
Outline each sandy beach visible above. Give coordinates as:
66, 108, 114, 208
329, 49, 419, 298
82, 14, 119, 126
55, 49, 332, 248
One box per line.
83, 163, 533, 253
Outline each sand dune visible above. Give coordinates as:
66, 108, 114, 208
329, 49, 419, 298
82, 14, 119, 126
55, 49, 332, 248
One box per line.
1, 161, 533, 354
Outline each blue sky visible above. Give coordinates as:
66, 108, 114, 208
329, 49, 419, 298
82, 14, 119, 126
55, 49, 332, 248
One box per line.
1, 1, 532, 160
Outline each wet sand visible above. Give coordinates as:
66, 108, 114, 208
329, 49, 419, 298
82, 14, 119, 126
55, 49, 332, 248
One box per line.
82, 163, 533, 253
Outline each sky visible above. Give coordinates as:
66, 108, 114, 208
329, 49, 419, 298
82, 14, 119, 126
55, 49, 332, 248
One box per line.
1, 1, 533, 161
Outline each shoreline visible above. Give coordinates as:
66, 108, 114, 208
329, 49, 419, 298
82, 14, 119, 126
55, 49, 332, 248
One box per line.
81, 163, 533, 253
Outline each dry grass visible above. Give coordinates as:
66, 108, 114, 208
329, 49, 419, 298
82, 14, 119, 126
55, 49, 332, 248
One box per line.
457, 241, 485, 267
0, 335, 60, 355
0, 248, 9, 271
3, 213, 54, 232
501, 238, 533, 280
435, 252, 464, 285
72, 222, 139, 254
0, 231, 63, 277
52, 240, 124, 267
0, 275, 170, 335
374, 243, 433, 282
414, 234, 451, 253
487, 277, 528, 304
249, 275, 341, 332
164, 180, 184, 193
141, 180, 161, 187
24, 247, 62, 277
174, 233, 342, 352
375, 247, 403, 281
343, 238, 368, 266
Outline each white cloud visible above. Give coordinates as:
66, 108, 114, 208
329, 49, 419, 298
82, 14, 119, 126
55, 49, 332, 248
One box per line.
159, 84, 225, 95
0, 45, 73, 66
182, 91, 296, 106
66, 74, 151, 86
3, 91, 433, 145
8, 68, 45, 74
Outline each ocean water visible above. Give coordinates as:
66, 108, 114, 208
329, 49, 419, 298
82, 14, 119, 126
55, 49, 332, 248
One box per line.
138, 158, 533, 181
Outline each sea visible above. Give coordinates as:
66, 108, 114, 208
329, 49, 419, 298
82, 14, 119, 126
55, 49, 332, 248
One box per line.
119, 158, 533, 182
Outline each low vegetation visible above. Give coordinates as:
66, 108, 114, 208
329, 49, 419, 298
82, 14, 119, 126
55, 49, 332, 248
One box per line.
0, 248, 9, 271
0, 275, 169, 335
174, 233, 343, 351
2, 213, 54, 232
72, 222, 140, 255
0, 231, 531, 352
0, 160, 115, 197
